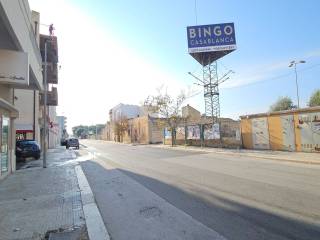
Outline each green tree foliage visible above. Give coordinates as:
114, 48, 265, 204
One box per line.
308, 89, 320, 107
72, 124, 106, 138
72, 125, 88, 138
270, 96, 295, 112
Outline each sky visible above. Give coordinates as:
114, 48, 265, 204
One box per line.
29, 0, 320, 132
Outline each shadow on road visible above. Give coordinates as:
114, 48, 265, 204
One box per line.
80, 160, 320, 240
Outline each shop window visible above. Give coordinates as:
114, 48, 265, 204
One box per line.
1, 117, 9, 173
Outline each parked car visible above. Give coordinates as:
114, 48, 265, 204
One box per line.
66, 138, 79, 149
60, 138, 67, 146
16, 140, 41, 161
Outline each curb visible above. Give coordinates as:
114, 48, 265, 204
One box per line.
149, 145, 320, 165
75, 165, 110, 240
80, 140, 320, 165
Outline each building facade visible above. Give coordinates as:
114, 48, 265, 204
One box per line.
57, 115, 68, 143
0, 1, 43, 179
121, 115, 164, 144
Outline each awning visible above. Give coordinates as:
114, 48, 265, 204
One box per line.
0, 98, 19, 118
15, 124, 33, 133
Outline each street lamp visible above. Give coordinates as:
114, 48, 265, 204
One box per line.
289, 60, 306, 109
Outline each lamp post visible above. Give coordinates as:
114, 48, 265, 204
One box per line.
289, 60, 305, 109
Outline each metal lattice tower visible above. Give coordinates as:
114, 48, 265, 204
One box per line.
203, 61, 219, 123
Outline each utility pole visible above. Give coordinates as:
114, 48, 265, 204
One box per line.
188, 68, 234, 143
42, 40, 48, 168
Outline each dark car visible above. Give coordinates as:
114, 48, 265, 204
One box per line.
60, 138, 67, 146
16, 140, 41, 161
66, 138, 79, 149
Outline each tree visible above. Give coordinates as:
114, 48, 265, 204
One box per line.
270, 96, 295, 112
144, 87, 187, 146
113, 116, 128, 142
72, 125, 88, 138
72, 124, 106, 139
309, 89, 320, 107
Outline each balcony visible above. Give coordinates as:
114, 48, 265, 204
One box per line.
40, 35, 58, 64
47, 62, 58, 84
40, 87, 58, 106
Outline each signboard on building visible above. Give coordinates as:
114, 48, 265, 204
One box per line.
0, 50, 28, 85
187, 23, 236, 66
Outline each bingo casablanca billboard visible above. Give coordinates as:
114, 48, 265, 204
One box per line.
187, 23, 236, 65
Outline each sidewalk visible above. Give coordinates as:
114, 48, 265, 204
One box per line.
0, 147, 104, 240
151, 144, 320, 165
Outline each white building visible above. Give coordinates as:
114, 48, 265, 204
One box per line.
109, 103, 142, 122
57, 115, 68, 143
48, 106, 59, 148
0, 0, 43, 179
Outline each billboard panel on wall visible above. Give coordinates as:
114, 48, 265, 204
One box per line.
204, 124, 220, 140
176, 127, 185, 140
187, 23, 236, 66
187, 125, 200, 140
299, 112, 320, 152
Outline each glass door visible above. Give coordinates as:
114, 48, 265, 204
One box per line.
1, 117, 9, 173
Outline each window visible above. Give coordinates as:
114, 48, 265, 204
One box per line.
1, 116, 9, 173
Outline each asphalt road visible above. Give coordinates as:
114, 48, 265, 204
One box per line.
80, 140, 320, 240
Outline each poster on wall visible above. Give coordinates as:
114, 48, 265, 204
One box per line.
204, 124, 220, 140
164, 128, 172, 139
176, 127, 185, 140
187, 125, 200, 139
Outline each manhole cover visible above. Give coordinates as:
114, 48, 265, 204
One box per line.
140, 206, 161, 218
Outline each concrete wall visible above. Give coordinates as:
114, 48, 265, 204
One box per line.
164, 120, 241, 149
48, 106, 59, 148
0, 85, 13, 102
240, 107, 320, 152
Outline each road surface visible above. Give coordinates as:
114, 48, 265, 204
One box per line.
79, 140, 320, 240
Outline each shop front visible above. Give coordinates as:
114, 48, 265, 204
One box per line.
0, 100, 18, 180
1, 115, 9, 174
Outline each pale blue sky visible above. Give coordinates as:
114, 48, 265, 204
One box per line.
30, 0, 320, 127
72, 0, 320, 115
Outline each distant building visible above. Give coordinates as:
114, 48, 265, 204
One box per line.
57, 116, 68, 141
182, 104, 201, 122
109, 103, 141, 123
108, 103, 142, 142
